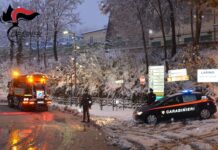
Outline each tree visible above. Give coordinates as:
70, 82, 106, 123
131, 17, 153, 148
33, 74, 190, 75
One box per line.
133, 0, 151, 74
101, 0, 154, 74
46, 0, 82, 61
150, 0, 168, 60
166, 0, 177, 57
188, 0, 208, 45
150, 0, 170, 72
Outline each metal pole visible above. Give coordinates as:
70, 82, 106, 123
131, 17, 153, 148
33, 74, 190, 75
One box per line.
74, 33, 77, 103
71, 74, 73, 106
214, 9, 216, 41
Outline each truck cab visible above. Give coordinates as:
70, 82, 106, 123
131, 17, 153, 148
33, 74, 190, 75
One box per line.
7, 73, 52, 111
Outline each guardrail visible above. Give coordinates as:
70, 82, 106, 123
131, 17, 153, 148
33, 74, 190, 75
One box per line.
52, 97, 144, 111
0, 99, 7, 105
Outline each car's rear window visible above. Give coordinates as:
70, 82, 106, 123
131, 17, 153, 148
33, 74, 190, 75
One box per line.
183, 94, 197, 102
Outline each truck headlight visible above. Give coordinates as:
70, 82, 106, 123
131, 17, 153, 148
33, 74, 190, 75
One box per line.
137, 111, 143, 116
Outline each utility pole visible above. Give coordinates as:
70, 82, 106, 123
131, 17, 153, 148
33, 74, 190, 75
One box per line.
73, 33, 77, 104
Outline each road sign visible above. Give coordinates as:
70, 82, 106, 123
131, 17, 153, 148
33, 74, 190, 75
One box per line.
149, 66, 165, 96
115, 80, 124, 84
168, 69, 189, 82
198, 69, 218, 83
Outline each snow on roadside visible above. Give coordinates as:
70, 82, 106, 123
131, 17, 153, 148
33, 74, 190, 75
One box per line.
50, 102, 134, 121
51, 102, 218, 150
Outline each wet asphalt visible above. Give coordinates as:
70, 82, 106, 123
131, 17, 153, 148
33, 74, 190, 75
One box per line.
0, 105, 118, 150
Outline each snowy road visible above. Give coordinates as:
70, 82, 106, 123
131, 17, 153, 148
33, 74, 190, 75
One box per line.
0, 105, 118, 150
102, 116, 218, 150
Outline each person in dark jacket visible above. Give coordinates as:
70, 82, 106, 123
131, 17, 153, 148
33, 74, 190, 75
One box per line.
147, 88, 156, 105
80, 89, 92, 123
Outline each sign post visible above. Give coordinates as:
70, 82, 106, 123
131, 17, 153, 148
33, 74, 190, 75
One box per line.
198, 69, 218, 83
149, 66, 165, 100
168, 69, 189, 82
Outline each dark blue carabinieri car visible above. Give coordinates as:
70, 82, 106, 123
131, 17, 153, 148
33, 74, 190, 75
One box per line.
133, 90, 217, 124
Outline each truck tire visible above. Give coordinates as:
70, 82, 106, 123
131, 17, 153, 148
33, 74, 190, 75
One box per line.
18, 101, 24, 111
8, 97, 14, 108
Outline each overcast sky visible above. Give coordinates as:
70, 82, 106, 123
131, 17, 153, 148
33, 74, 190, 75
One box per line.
1, 0, 108, 33
75, 0, 109, 33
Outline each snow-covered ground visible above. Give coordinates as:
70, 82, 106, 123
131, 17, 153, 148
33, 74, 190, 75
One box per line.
51, 102, 134, 121
102, 117, 218, 150
51, 102, 218, 150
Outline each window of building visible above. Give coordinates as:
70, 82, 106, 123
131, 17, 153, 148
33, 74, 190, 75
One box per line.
184, 17, 190, 24
184, 37, 193, 44
200, 34, 212, 42
90, 36, 94, 44
151, 41, 161, 47
166, 40, 172, 46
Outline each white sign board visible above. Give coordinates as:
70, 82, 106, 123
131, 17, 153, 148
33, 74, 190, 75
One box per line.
115, 80, 124, 84
36, 90, 45, 99
149, 66, 165, 96
168, 69, 189, 82
198, 69, 218, 83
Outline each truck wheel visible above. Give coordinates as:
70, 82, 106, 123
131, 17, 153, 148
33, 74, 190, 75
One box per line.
44, 106, 49, 111
146, 114, 158, 125
8, 97, 14, 108
200, 109, 211, 119
18, 102, 24, 111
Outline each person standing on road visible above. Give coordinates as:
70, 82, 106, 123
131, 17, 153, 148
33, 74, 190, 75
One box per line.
80, 89, 92, 123
147, 88, 156, 105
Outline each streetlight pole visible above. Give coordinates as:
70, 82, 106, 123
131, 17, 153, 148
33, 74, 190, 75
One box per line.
149, 29, 153, 47
63, 31, 77, 105
73, 33, 77, 105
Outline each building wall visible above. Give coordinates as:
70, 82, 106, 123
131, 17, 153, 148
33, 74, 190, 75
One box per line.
82, 29, 107, 45
106, 0, 218, 49
149, 11, 217, 47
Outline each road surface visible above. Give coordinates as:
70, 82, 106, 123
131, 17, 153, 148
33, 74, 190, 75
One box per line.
0, 105, 118, 150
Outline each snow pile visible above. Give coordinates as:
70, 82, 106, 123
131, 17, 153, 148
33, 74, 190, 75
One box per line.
51, 102, 134, 121
101, 117, 218, 150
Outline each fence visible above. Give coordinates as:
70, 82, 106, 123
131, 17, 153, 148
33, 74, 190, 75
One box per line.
53, 97, 144, 111
0, 99, 7, 105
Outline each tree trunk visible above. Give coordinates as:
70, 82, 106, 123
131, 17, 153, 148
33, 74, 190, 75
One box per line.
166, 0, 177, 57
53, 30, 58, 61
157, 0, 168, 72
157, 0, 167, 60
190, 0, 195, 45
16, 32, 23, 65
194, 6, 203, 45
37, 36, 40, 64
29, 34, 33, 62
44, 23, 49, 69
10, 41, 14, 62
135, 2, 149, 74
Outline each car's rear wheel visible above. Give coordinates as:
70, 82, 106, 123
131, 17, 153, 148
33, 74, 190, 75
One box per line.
146, 114, 158, 125
200, 109, 211, 119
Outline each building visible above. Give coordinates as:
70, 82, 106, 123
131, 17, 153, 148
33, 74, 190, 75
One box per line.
81, 28, 107, 46
105, 0, 218, 49
149, 9, 217, 47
